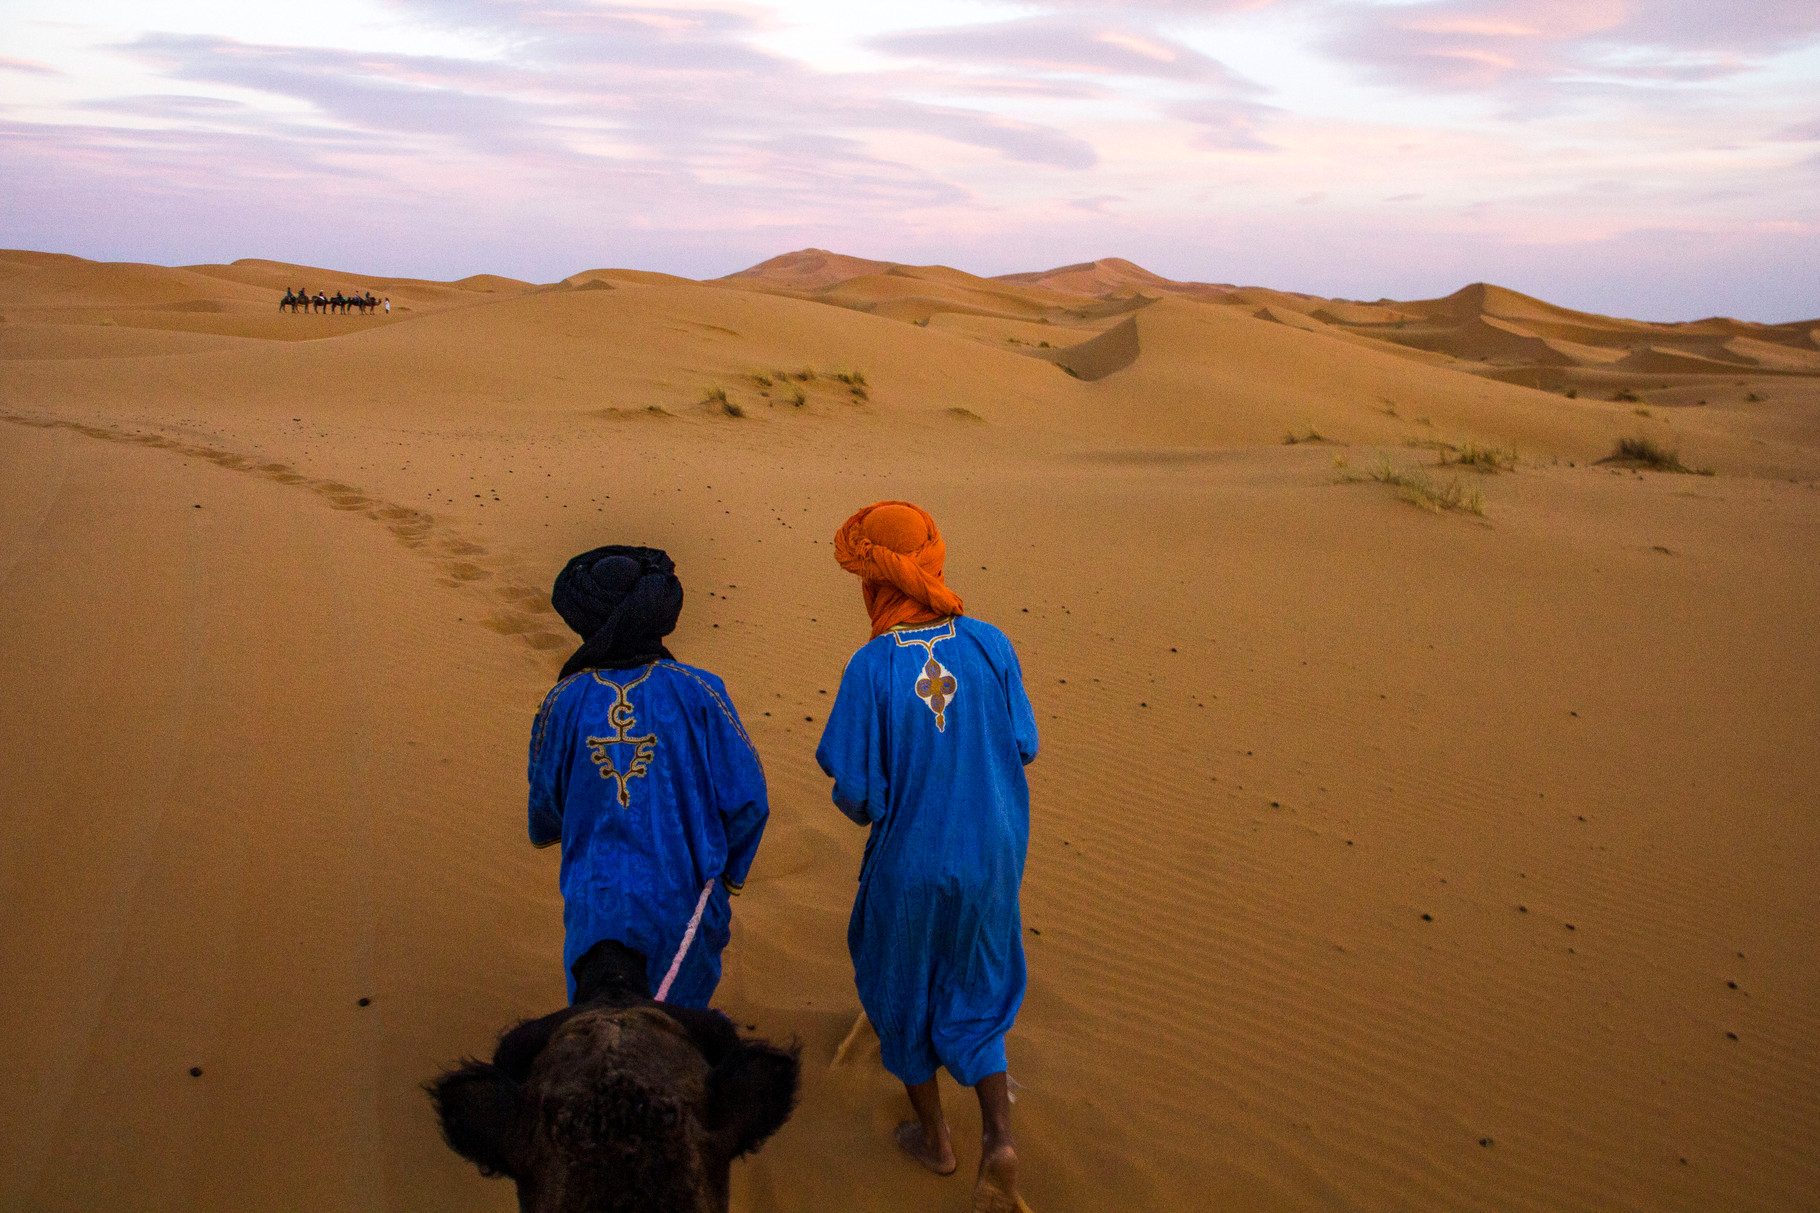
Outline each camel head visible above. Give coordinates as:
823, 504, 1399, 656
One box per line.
428, 974, 798, 1213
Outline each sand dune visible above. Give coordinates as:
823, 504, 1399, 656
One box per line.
2, 249, 1818, 1213
718, 248, 903, 292
1029, 315, 1141, 382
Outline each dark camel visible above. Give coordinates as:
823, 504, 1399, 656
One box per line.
428, 940, 799, 1213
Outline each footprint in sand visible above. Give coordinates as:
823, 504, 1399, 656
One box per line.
316, 482, 372, 510
480, 611, 534, 634
4, 414, 568, 666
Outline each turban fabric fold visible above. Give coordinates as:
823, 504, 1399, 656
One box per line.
833, 501, 964, 638
551, 545, 683, 680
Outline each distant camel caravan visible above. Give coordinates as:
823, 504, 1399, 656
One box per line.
279, 288, 383, 315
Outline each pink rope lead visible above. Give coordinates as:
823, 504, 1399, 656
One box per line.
654, 879, 717, 1003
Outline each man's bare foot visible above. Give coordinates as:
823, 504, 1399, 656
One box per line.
973, 1142, 1023, 1212
894, 1121, 956, 1175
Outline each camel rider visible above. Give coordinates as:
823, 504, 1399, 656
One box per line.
528, 545, 768, 1008
816, 502, 1037, 1212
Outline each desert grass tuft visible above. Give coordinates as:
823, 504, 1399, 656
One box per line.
703, 385, 728, 405
1446, 443, 1517, 472
833, 370, 869, 400
751, 372, 772, 388
1611, 388, 1643, 403
1602, 436, 1713, 475
1355, 457, 1486, 516
1283, 425, 1328, 445
721, 400, 745, 418
788, 386, 806, 407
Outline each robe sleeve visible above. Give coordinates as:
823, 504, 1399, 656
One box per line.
817, 649, 888, 825
1002, 636, 1040, 766
527, 678, 577, 848
701, 679, 768, 893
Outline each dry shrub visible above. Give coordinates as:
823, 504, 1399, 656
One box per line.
1357, 457, 1486, 516
1447, 444, 1517, 472
1604, 436, 1712, 475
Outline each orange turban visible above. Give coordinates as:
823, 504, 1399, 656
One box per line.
833, 501, 964, 638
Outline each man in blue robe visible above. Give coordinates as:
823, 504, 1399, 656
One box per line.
816, 502, 1038, 1213
528, 545, 768, 1008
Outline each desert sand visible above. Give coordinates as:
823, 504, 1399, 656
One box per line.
2, 246, 1817, 1212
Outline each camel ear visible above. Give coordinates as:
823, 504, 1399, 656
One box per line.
426, 1061, 531, 1179
706, 1039, 800, 1158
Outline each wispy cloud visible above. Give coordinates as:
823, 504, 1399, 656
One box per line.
1324, 0, 1820, 94
1772, 117, 1820, 142
0, 55, 61, 77
872, 16, 1261, 88
1169, 98, 1280, 151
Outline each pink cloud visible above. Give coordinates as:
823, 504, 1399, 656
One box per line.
115, 23, 1096, 170
0, 56, 62, 77
871, 16, 1262, 88
1327, 0, 1820, 92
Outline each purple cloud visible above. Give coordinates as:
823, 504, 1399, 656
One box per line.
0, 56, 62, 77
1327, 0, 1820, 93
1169, 98, 1280, 151
1617, 1, 1820, 53
1773, 117, 1820, 142
121, 34, 561, 158
873, 16, 1261, 87
1032, 1, 1290, 10
106, 19, 1097, 177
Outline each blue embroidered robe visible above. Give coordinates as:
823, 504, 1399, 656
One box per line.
815, 616, 1039, 1086
529, 660, 768, 1007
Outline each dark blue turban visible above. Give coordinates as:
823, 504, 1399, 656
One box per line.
551, 545, 683, 680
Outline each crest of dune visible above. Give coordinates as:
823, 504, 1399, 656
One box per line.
716, 248, 902, 292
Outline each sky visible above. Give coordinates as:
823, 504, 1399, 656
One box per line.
3, 0, 1817, 321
